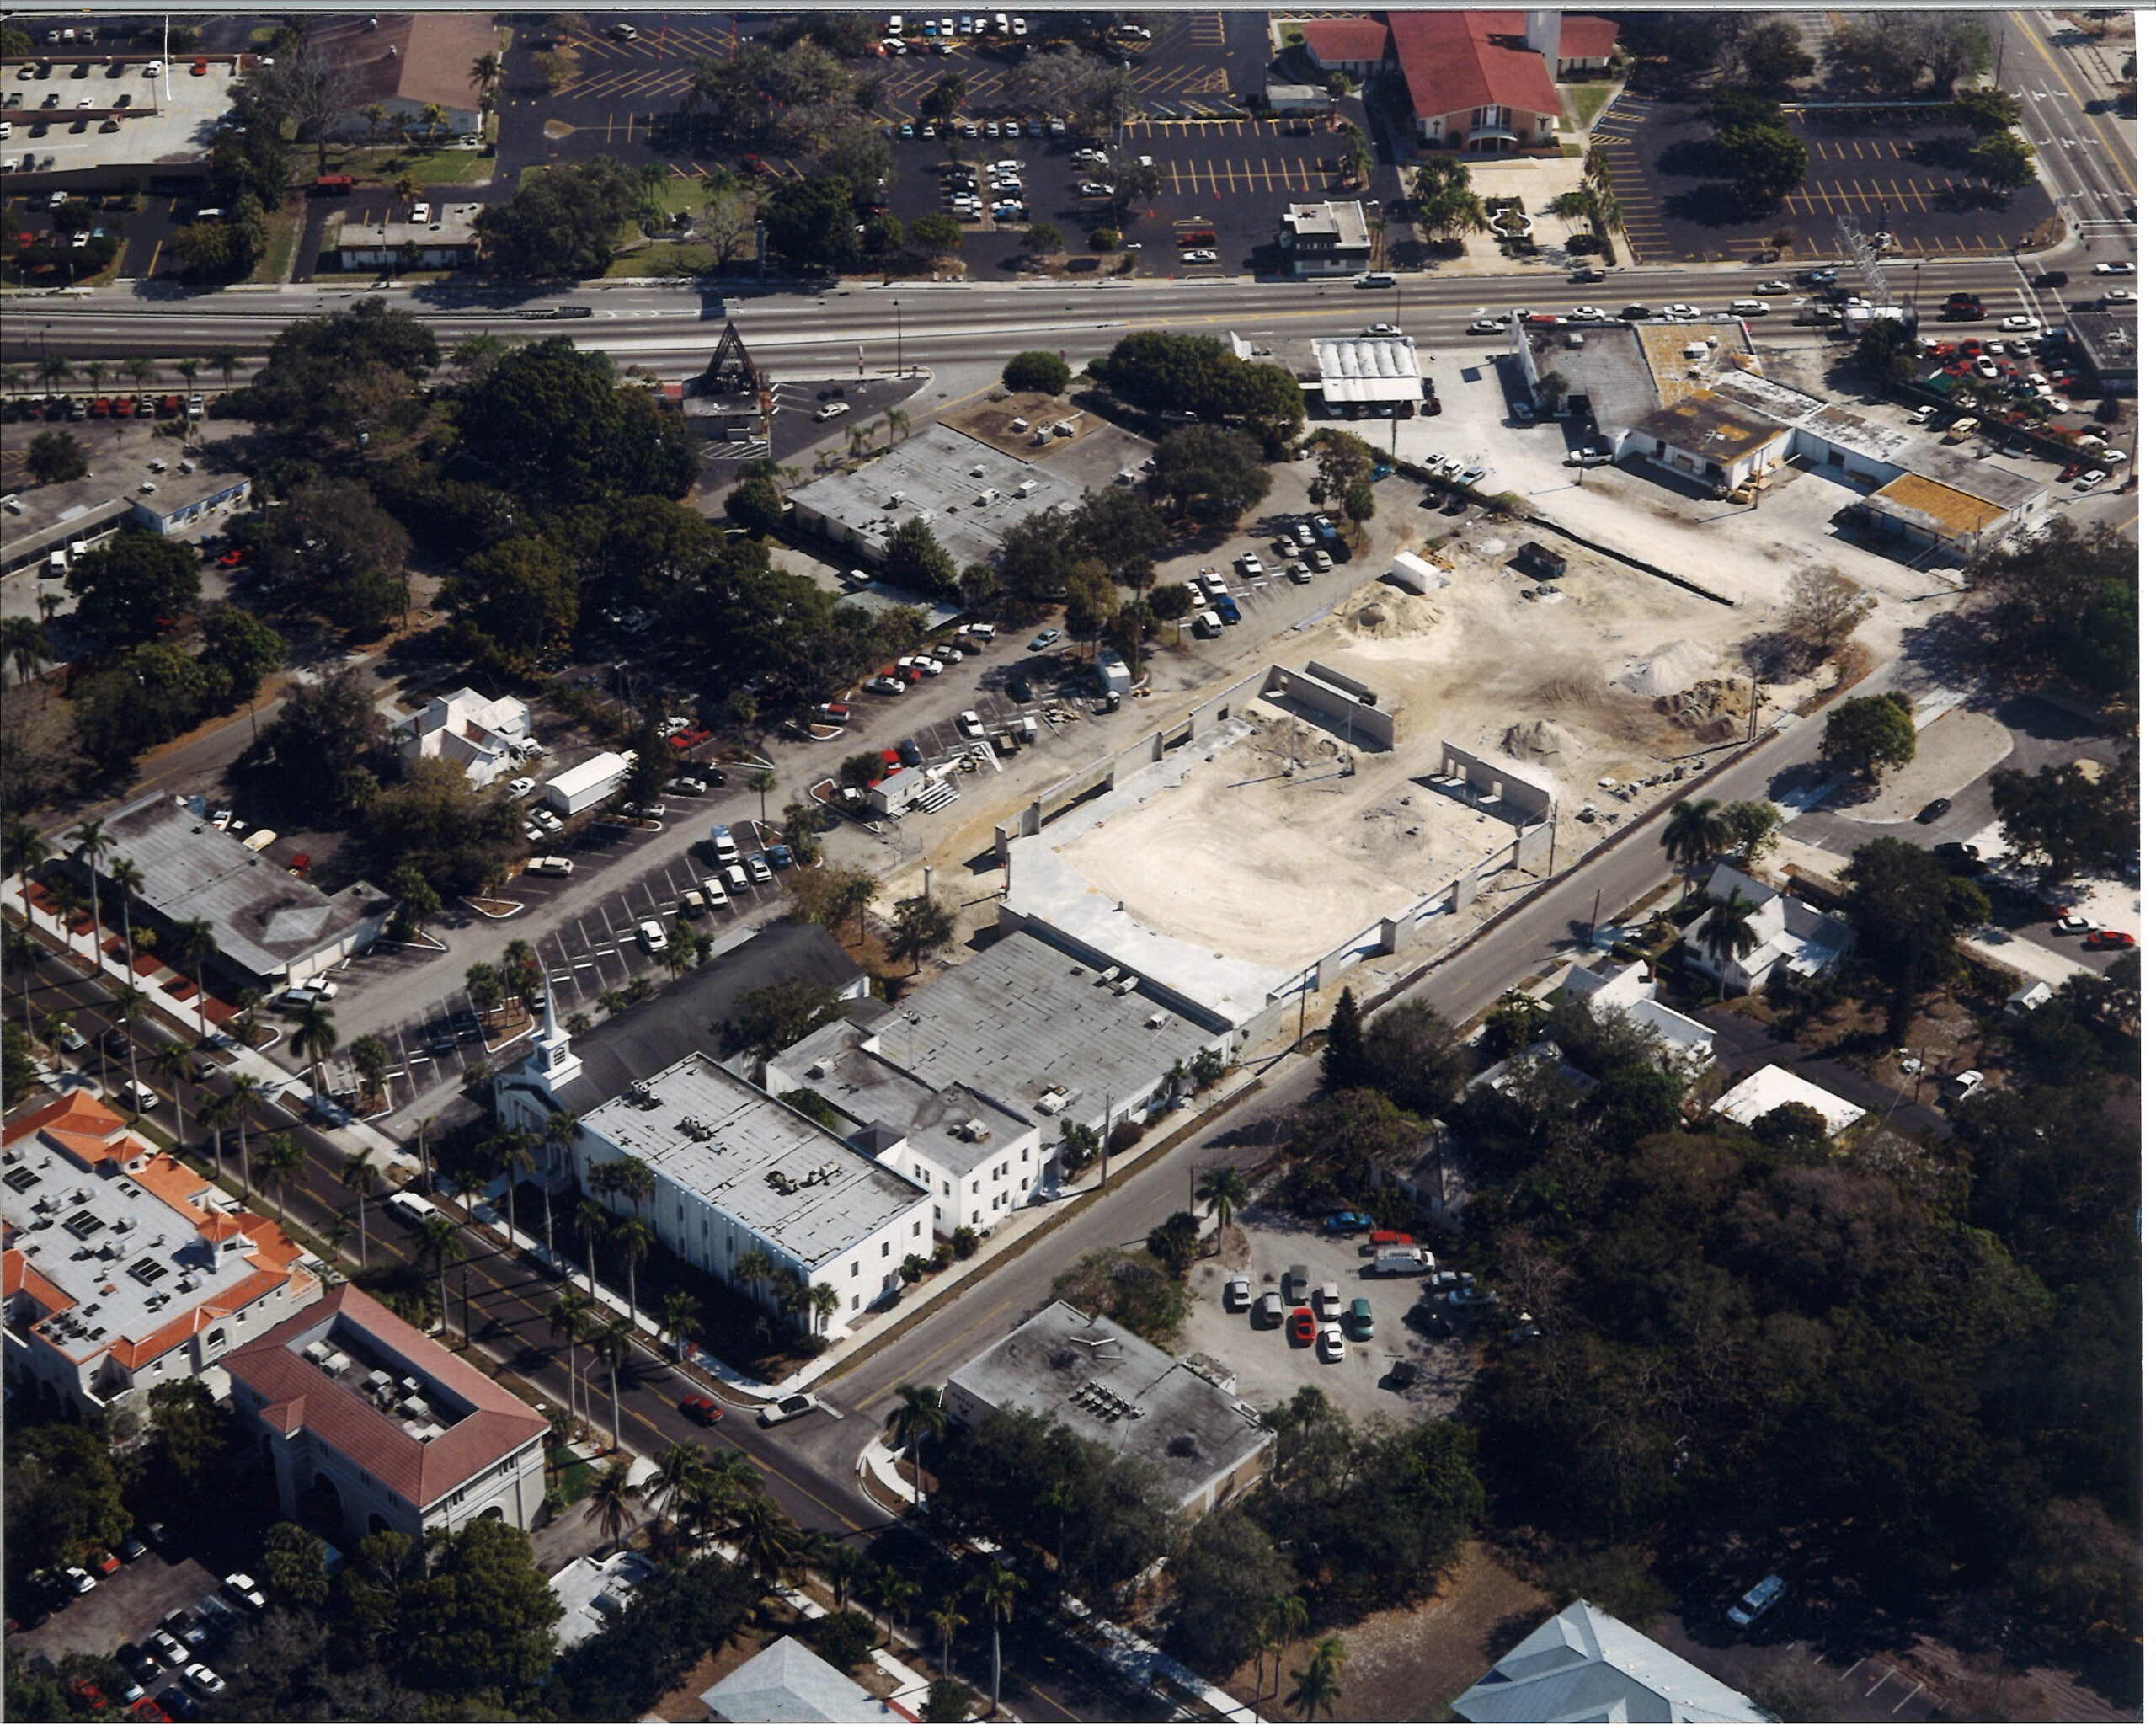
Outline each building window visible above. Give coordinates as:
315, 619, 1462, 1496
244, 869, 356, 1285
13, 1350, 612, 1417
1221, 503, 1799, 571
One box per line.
851, 1294, 861, 1311
942, 1180, 951, 1195
913, 1220, 922, 1236
881, 1242, 891, 1258
970, 1180, 979, 1194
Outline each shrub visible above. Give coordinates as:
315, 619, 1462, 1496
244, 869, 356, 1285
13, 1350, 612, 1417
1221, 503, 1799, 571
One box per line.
931, 1241, 954, 1270
1002, 351, 1071, 395
951, 1226, 979, 1260
1108, 1119, 1144, 1155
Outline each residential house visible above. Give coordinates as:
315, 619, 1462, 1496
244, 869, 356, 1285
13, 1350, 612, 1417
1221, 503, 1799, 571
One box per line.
392, 686, 536, 788
1454, 1599, 1771, 1722
1684, 862, 1854, 995
1552, 958, 1718, 1081
701, 1636, 916, 1722
1712, 1064, 1868, 1137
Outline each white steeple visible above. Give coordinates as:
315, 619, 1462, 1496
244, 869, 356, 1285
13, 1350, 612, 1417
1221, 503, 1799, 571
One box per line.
528, 978, 583, 1093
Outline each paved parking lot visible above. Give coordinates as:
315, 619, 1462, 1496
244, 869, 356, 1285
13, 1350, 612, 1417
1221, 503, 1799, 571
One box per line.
1179, 1208, 1472, 1425
13, 1550, 219, 1667
1595, 96, 2056, 262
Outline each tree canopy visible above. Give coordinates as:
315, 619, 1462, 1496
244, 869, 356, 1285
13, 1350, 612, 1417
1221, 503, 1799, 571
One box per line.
475, 158, 642, 278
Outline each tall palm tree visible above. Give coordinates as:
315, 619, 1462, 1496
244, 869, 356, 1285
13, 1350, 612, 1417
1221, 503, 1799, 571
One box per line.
199, 1087, 239, 1187
585, 1455, 641, 1551
124, 355, 157, 398
612, 1153, 656, 1220
1288, 1648, 1344, 1721
65, 817, 112, 970
550, 1287, 593, 1431
411, 1111, 440, 1201
168, 916, 217, 1039
615, 1216, 653, 1328
927, 1596, 968, 1676
420, 101, 448, 144
660, 1290, 702, 1360
735, 1244, 773, 1310
4, 925, 39, 1044
574, 1197, 610, 1297
419, 1211, 462, 1340
1195, 1164, 1250, 1256
83, 358, 107, 401
0, 617, 50, 686
825, 1542, 870, 1611
152, 1039, 194, 1151
493, 1126, 536, 1249
363, 101, 388, 147
293, 1001, 339, 1105
1038, 1478, 1075, 1580
253, 1133, 305, 1221
174, 357, 200, 396
885, 1383, 946, 1508
748, 769, 776, 825
808, 1280, 839, 1336
106, 856, 146, 970
112, 985, 149, 1109
873, 1567, 919, 1646
225, 1071, 266, 1197
449, 1162, 488, 1220
1262, 1593, 1309, 1700
207, 347, 241, 394
341, 1149, 378, 1267
468, 50, 502, 100
591, 1316, 632, 1452
540, 1109, 578, 1258
4, 819, 50, 907
974, 1565, 1025, 1715
1698, 888, 1762, 999
731, 1490, 800, 1583
883, 404, 910, 449
653, 1439, 711, 1530
1660, 798, 1727, 884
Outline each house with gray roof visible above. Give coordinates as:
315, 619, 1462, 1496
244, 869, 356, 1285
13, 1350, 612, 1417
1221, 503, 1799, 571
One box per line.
943, 1301, 1274, 1515
1454, 1599, 1770, 1722
1684, 861, 1854, 996
700, 1635, 911, 1722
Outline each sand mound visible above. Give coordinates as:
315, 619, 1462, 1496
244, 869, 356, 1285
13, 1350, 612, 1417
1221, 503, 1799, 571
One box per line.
1502, 718, 1577, 760
1343, 586, 1445, 641
1618, 639, 1718, 696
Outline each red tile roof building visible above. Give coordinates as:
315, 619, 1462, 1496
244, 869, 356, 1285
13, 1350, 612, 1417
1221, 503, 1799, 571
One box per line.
226, 1284, 550, 1543
1305, 12, 1621, 152
3, 1093, 318, 1418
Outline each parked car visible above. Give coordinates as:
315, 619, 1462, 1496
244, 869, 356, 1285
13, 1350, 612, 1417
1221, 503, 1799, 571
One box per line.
2087, 930, 2136, 949
1027, 628, 1061, 650
1726, 1573, 1786, 1627
679, 1394, 723, 1425
1315, 1322, 1345, 1364
1310, 1282, 1342, 1321
759, 1392, 822, 1427
1344, 1296, 1374, 1342
222, 1574, 265, 1614
1321, 1210, 1373, 1235
1287, 1306, 1317, 1346
1225, 1273, 1251, 1311
1915, 797, 1951, 823
1253, 1290, 1284, 1327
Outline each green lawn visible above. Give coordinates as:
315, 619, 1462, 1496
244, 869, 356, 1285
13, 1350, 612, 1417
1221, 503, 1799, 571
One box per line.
605, 239, 718, 278
1563, 82, 1619, 134
550, 1448, 595, 1505
332, 144, 499, 185
249, 205, 302, 285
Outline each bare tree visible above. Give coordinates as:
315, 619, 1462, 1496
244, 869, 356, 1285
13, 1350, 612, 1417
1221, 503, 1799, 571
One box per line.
1781, 564, 1874, 670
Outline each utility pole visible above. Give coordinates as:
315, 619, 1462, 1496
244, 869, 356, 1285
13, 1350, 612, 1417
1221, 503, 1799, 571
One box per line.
1587, 886, 1602, 948
1099, 1096, 1111, 1189
894, 299, 904, 374
461, 1268, 471, 1344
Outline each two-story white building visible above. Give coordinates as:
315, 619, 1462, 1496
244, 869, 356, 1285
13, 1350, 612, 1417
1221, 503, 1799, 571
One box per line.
764, 1020, 1043, 1236
3, 1092, 318, 1419
392, 686, 536, 788
225, 1283, 551, 1545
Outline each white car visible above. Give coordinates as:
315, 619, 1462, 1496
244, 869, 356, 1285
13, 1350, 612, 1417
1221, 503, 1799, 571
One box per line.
747, 856, 773, 884
1363, 322, 1403, 337
1660, 302, 1700, 319
2093, 259, 2134, 275
1467, 317, 1504, 334
1999, 313, 2040, 332
1567, 305, 1603, 321
867, 675, 906, 694
758, 1391, 823, 1426
1756, 279, 1791, 294
1907, 403, 1939, 424
956, 709, 986, 740
637, 920, 666, 953
506, 776, 535, 798
1225, 1273, 1251, 1311
1078, 180, 1113, 198
2103, 287, 2137, 304
1315, 1322, 1345, 1364
1726, 1574, 1786, 1627
1181, 248, 1219, 264
1727, 297, 1768, 314
814, 401, 851, 420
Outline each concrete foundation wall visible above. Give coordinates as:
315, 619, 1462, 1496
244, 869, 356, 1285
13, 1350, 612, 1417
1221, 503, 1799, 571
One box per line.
1438, 740, 1556, 824
1261, 665, 1396, 750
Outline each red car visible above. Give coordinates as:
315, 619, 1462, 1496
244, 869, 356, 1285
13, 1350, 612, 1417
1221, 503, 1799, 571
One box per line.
668, 726, 712, 751
218, 547, 247, 567
90, 397, 111, 418
115, 396, 136, 418
190, 58, 208, 75
2087, 930, 2136, 950
1288, 1307, 1317, 1347
90, 1549, 122, 1576
1369, 1229, 1413, 1249
679, 1394, 723, 1425
158, 394, 181, 418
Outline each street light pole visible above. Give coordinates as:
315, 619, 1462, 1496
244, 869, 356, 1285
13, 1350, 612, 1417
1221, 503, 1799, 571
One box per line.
894, 299, 903, 374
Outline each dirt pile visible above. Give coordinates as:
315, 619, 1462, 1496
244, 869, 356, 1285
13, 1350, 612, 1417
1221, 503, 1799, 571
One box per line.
1343, 586, 1446, 640
1502, 718, 1577, 761
1616, 639, 1719, 696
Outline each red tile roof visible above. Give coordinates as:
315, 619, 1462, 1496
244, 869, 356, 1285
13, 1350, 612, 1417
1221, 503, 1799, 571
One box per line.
3, 1248, 73, 1312
1389, 10, 1565, 124
224, 1284, 549, 1511
1301, 17, 1391, 65
1469, 10, 1622, 61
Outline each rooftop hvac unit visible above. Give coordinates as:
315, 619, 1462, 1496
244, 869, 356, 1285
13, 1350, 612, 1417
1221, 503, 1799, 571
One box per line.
969, 463, 987, 478
1113, 976, 1140, 996
957, 1119, 990, 1143
1036, 1089, 1071, 1116
1145, 1010, 1168, 1030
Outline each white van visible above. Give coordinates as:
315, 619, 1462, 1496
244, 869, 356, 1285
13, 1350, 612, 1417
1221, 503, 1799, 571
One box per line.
1193, 611, 1222, 638
723, 862, 750, 895
387, 1191, 434, 1229
526, 856, 574, 877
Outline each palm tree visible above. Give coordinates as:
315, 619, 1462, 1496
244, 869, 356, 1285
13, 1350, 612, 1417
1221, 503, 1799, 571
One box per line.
927, 1596, 968, 1676
591, 1316, 632, 1452
1195, 1164, 1250, 1256
123, 354, 157, 398
1288, 1648, 1344, 1721
173, 357, 200, 398
652, 1439, 711, 1527
411, 1110, 440, 1197
1263, 1593, 1309, 1699
208, 346, 241, 393
748, 769, 776, 825
873, 1567, 920, 1646
1660, 798, 1727, 884
363, 102, 388, 147
419, 101, 448, 145
549, 1287, 593, 1432
65, 817, 112, 970
1038, 1477, 1075, 1579
110, 985, 150, 1104
735, 1244, 774, 1310
808, 1280, 839, 1336
83, 358, 108, 401
825, 1542, 870, 1611
449, 1162, 488, 1220
253, 1133, 305, 1221
613, 1154, 656, 1220
292, 1001, 339, 1105
493, 1126, 536, 1249
106, 856, 146, 969
341, 1149, 378, 1267
616, 1215, 654, 1328
469, 50, 502, 100
5, 926, 38, 1044
540, 1109, 578, 1258
1698, 887, 1762, 999
152, 1039, 195, 1152
4, 818, 50, 906
419, 1211, 462, 1341
660, 1290, 702, 1359
35, 353, 72, 395
731, 1489, 800, 1583
46, 880, 87, 973
0, 617, 49, 686
574, 1197, 610, 1298
585, 1455, 641, 1552
974, 1565, 1025, 1715
883, 404, 910, 449
199, 1087, 239, 1187
885, 1383, 946, 1509
168, 916, 217, 1039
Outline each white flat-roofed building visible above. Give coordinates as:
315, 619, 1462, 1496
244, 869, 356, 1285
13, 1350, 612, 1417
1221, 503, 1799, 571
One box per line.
226, 1283, 551, 1545
1278, 200, 1373, 277
766, 1019, 1042, 1236
1711, 1065, 1868, 1137
3, 1092, 318, 1418
573, 1052, 932, 1332
944, 1301, 1274, 1514
131, 472, 253, 537
1310, 332, 1421, 411
392, 686, 534, 787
